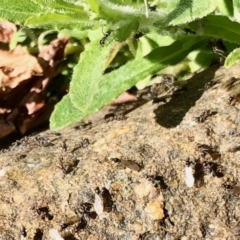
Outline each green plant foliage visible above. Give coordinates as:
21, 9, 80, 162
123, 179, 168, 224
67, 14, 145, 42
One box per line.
189, 15, 240, 44
50, 95, 84, 130
166, 0, 216, 25
233, 0, 240, 21
0, 0, 89, 29
225, 48, 240, 67
25, 13, 91, 29
113, 20, 139, 42
69, 40, 115, 111
50, 36, 203, 130
217, 0, 233, 17
0, 0, 43, 23
3, 0, 240, 130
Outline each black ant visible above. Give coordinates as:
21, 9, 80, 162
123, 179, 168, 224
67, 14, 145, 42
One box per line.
75, 202, 97, 220
60, 139, 67, 152
202, 161, 224, 178
57, 156, 79, 175
104, 113, 127, 122
30, 204, 53, 221
197, 144, 220, 159
204, 80, 217, 90
79, 138, 90, 148
33, 228, 43, 240
20, 226, 27, 237
94, 187, 113, 213
194, 110, 217, 123
183, 28, 196, 35
133, 31, 144, 39
149, 5, 157, 11
100, 30, 112, 46
144, 174, 168, 189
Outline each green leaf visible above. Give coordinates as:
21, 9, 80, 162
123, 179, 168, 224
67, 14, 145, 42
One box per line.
50, 95, 84, 130
47, 0, 85, 13
50, 37, 203, 130
98, 0, 142, 20
90, 38, 204, 111
25, 13, 91, 29
166, 0, 216, 25
233, 0, 240, 22
189, 15, 240, 44
114, 19, 139, 42
0, 0, 43, 23
187, 50, 217, 72
224, 48, 240, 67
217, 0, 233, 16
86, 0, 100, 13
69, 40, 115, 111
50, 37, 202, 131
0, 0, 91, 29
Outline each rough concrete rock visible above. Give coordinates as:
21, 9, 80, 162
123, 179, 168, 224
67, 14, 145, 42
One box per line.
1, 64, 240, 239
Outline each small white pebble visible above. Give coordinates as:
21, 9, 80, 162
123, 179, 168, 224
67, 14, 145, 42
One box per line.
94, 194, 104, 216
185, 166, 194, 187
49, 229, 64, 240
0, 167, 7, 177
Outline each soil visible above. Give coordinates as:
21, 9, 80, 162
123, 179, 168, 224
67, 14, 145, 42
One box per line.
1, 63, 240, 240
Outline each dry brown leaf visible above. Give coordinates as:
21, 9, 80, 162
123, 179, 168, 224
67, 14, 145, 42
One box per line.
39, 36, 70, 66
0, 120, 15, 138
0, 46, 44, 89
0, 21, 17, 43
17, 102, 54, 134
0, 36, 70, 138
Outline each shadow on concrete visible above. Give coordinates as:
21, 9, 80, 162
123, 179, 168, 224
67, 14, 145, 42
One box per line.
153, 64, 220, 128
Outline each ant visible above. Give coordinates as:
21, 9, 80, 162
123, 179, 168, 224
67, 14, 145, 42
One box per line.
144, 174, 168, 189
79, 138, 90, 148
104, 113, 127, 122
33, 228, 43, 240
205, 80, 217, 90
20, 226, 27, 237
100, 30, 112, 46
60, 139, 67, 152
94, 187, 113, 213
57, 156, 79, 175
197, 144, 220, 159
133, 31, 144, 39
202, 161, 224, 178
183, 28, 196, 35
75, 202, 97, 220
30, 203, 53, 221
194, 110, 217, 123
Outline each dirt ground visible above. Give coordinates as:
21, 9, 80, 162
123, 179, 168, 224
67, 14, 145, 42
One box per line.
1, 63, 240, 240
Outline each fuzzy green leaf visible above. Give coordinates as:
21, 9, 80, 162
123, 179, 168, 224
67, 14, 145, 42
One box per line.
233, 0, 240, 22
0, 0, 43, 23
25, 13, 91, 29
50, 95, 84, 130
114, 20, 139, 42
166, 0, 216, 25
225, 48, 240, 68
69, 40, 115, 112
50, 37, 203, 130
217, 0, 233, 16
98, 0, 143, 20
86, 0, 100, 13
91, 38, 204, 111
97, 0, 167, 28
0, 0, 90, 29
189, 15, 240, 44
